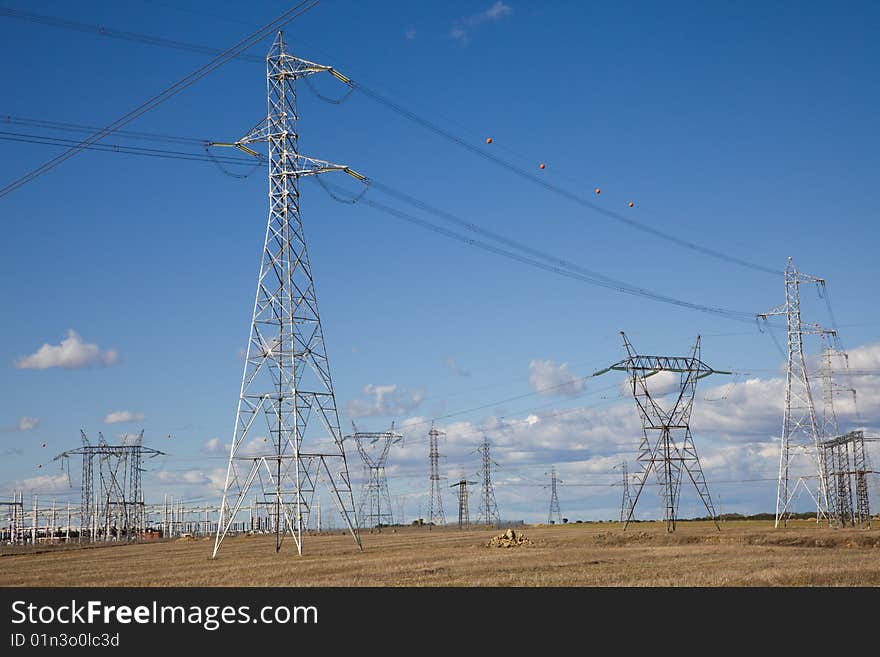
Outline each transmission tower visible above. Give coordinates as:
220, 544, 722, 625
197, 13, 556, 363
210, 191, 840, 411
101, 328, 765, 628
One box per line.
597, 332, 725, 532
546, 466, 562, 525
53, 430, 163, 542
427, 423, 446, 527
450, 474, 476, 529
349, 423, 402, 530
614, 462, 632, 523
475, 436, 500, 527
758, 257, 834, 527
213, 32, 364, 558
820, 430, 874, 528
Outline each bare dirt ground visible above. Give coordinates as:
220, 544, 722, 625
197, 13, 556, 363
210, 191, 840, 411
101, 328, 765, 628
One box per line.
2, 520, 879, 587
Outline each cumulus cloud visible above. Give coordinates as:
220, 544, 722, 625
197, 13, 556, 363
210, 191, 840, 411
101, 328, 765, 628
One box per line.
346, 384, 424, 418
156, 468, 227, 491
104, 410, 144, 424
14, 330, 118, 370
202, 437, 227, 455
17, 416, 39, 431
528, 360, 585, 397
450, 1, 512, 43
0, 473, 69, 496
444, 357, 471, 377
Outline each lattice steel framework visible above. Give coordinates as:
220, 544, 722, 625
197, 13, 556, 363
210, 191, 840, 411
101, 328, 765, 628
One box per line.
758, 257, 832, 527
427, 424, 446, 527
349, 423, 402, 529
597, 332, 725, 532
546, 466, 562, 525
54, 430, 162, 542
476, 436, 500, 527
614, 462, 632, 523
821, 430, 873, 528
213, 32, 363, 558
450, 476, 475, 529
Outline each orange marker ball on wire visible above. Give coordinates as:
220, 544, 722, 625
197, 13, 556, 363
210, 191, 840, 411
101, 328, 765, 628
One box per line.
628, 201, 635, 208
486, 137, 493, 144
539, 163, 546, 170
595, 187, 601, 195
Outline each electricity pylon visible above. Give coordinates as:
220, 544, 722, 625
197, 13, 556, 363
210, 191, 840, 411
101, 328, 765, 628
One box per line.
427, 423, 446, 527
213, 32, 364, 558
476, 436, 500, 527
450, 474, 476, 529
546, 466, 562, 525
614, 462, 632, 523
349, 423, 402, 530
757, 257, 833, 527
597, 332, 725, 532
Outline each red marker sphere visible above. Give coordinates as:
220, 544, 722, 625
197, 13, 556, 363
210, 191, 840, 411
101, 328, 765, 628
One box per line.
539, 163, 546, 170
486, 137, 493, 144
628, 201, 635, 208
595, 188, 601, 195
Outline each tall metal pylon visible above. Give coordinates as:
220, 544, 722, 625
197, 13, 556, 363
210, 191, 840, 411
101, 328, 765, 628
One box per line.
614, 462, 632, 523
213, 32, 364, 558
596, 332, 725, 531
349, 423, 402, 530
758, 257, 833, 527
450, 473, 475, 529
427, 423, 446, 527
475, 436, 500, 527
546, 466, 562, 525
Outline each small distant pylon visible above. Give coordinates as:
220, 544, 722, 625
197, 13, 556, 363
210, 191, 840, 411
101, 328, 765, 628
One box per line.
614, 462, 632, 523
450, 472, 476, 530
546, 466, 562, 525
476, 436, 500, 527
427, 423, 446, 528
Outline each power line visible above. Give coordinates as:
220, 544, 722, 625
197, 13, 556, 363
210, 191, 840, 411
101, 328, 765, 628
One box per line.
0, 6, 781, 277
0, 0, 320, 198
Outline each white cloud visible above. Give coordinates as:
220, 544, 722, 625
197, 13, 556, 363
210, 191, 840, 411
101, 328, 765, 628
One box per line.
405, 27, 417, 41
17, 416, 39, 431
528, 360, 585, 397
0, 473, 69, 496
346, 384, 424, 418
104, 410, 144, 424
202, 437, 227, 455
444, 357, 471, 377
156, 468, 227, 491
14, 330, 118, 370
450, 1, 512, 43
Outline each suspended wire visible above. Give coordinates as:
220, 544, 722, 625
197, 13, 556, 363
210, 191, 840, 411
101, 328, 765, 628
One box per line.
349, 81, 782, 277
0, 132, 258, 168
203, 143, 264, 179
302, 74, 355, 105
0, 0, 320, 198
0, 115, 211, 146
0, 7, 781, 278
316, 177, 767, 325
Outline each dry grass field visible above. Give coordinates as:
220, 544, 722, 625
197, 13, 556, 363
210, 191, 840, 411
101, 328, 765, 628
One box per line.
2, 520, 880, 587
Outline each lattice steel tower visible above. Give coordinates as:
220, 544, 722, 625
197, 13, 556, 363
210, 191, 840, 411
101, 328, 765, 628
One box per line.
615, 462, 632, 523
450, 474, 475, 530
546, 466, 562, 525
427, 424, 446, 527
476, 436, 500, 527
758, 257, 832, 527
597, 332, 725, 531
349, 423, 402, 529
213, 32, 363, 558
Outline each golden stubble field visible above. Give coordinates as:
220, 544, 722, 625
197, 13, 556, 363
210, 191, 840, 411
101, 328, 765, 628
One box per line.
2, 520, 880, 587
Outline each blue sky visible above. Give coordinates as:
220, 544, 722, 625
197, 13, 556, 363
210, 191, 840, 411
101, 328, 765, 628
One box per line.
1, 1, 879, 524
